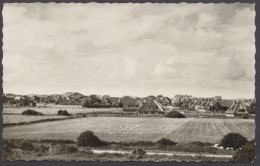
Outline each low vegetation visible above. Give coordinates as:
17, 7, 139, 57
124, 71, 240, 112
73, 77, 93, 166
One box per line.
56, 144, 78, 154
157, 138, 177, 147
233, 139, 255, 162
22, 109, 43, 116
219, 133, 248, 150
165, 111, 186, 118
3, 137, 231, 162
131, 148, 146, 159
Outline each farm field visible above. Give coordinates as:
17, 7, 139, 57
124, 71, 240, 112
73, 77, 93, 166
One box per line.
3, 114, 69, 124
3, 117, 255, 143
3, 106, 123, 115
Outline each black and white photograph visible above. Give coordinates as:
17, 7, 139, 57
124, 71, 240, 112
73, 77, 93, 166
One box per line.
2, 2, 256, 162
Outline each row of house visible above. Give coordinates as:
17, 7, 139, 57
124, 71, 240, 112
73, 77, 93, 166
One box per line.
3, 93, 255, 118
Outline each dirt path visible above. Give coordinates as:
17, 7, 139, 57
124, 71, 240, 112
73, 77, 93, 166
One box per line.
90, 149, 233, 158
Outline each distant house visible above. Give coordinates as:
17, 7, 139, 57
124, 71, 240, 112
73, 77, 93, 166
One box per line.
14, 96, 26, 101
225, 101, 249, 117
197, 99, 215, 112
157, 97, 172, 106
28, 101, 36, 107
188, 98, 201, 110
123, 98, 143, 112
138, 99, 165, 115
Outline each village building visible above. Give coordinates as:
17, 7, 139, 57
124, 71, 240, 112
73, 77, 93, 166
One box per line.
137, 99, 165, 115
197, 99, 216, 112
123, 98, 143, 112
157, 97, 172, 106
225, 100, 249, 117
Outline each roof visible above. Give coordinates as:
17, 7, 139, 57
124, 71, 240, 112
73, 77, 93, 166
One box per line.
123, 98, 143, 108
225, 101, 249, 115
138, 99, 165, 113
220, 99, 233, 108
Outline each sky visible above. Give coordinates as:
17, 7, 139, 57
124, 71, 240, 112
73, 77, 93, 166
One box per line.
3, 3, 255, 99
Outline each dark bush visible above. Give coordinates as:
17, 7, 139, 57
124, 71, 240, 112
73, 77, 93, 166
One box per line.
157, 138, 177, 147
219, 133, 248, 150
57, 110, 70, 116
242, 114, 249, 119
165, 111, 186, 118
233, 139, 255, 162
77, 130, 107, 147
22, 109, 43, 116
132, 148, 146, 159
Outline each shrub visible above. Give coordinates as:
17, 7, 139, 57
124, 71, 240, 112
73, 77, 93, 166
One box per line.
3, 139, 17, 149
157, 138, 177, 147
219, 133, 248, 150
77, 130, 107, 147
19, 140, 34, 151
119, 141, 155, 147
132, 148, 146, 159
56, 144, 78, 154
3, 141, 13, 154
3, 140, 15, 160
57, 110, 70, 116
242, 114, 249, 119
187, 141, 213, 147
34, 144, 49, 153
165, 111, 186, 118
39, 139, 75, 145
22, 109, 43, 116
233, 139, 255, 162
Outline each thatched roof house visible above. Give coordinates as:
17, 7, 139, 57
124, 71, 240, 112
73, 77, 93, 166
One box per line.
198, 99, 216, 112
123, 98, 143, 112
157, 97, 172, 106
138, 99, 165, 115
225, 101, 249, 117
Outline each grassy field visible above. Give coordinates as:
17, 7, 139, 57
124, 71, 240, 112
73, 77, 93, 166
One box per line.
3, 106, 123, 115
3, 114, 70, 124
3, 117, 255, 143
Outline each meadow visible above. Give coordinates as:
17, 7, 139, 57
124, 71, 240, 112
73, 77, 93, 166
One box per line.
3, 105, 123, 115
3, 114, 69, 124
3, 117, 255, 143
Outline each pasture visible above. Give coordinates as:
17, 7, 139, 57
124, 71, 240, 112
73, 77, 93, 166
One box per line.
3, 106, 123, 115
3, 117, 255, 143
3, 114, 69, 124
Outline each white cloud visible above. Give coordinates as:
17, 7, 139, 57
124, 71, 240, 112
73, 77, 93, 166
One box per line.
123, 57, 139, 79
2, 3, 255, 98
